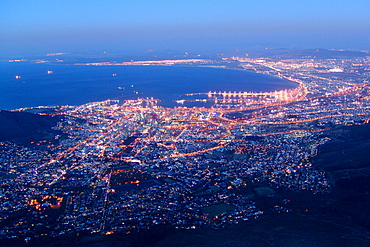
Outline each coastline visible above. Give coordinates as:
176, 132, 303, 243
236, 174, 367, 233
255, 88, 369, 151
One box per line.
0, 62, 298, 110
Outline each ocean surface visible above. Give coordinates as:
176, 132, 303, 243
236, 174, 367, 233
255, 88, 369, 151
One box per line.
0, 63, 297, 110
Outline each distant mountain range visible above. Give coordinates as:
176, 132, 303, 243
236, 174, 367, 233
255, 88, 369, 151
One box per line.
0, 110, 63, 145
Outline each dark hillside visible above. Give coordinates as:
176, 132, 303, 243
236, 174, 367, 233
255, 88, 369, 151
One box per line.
311, 123, 370, 230
0, 110, 63, 145
313, 123, 370, 172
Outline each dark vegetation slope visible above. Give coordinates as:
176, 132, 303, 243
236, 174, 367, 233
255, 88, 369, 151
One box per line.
0, 110, 63, 145
310, 123, 370, 231
313, 123, 370, 172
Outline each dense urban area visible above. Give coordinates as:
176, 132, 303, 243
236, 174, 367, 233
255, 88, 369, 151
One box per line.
1, 52, 370, 244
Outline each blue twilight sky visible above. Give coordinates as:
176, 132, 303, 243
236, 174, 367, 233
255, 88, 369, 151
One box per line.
1, 0, 370, 56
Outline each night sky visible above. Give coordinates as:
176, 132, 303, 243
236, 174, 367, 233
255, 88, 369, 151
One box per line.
1, 0, 370, 56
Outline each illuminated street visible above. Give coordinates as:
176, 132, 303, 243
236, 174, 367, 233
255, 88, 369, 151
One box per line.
1, 55, 370, 240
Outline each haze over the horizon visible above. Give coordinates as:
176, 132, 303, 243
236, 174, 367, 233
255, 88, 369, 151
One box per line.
1, 0, 370, 56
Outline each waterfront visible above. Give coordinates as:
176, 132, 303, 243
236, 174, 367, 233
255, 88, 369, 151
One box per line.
2, 54, 370, 245
0, 63, 296, 110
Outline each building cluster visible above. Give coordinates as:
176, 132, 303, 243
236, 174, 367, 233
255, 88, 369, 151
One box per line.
1, 55, 370, 242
